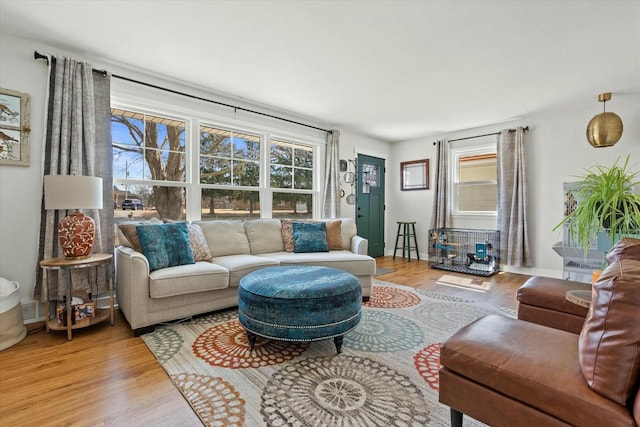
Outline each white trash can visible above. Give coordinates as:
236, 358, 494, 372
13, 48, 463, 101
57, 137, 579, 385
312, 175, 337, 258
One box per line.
0, 277, 27, 351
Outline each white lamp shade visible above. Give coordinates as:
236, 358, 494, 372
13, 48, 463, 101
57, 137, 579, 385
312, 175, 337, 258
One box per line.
44, 175, 103, 210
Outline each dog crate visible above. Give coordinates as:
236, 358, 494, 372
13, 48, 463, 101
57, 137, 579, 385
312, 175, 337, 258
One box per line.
428, 228, 500, 277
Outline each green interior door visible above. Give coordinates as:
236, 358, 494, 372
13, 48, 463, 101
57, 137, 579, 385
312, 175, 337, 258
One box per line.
356, 154, 385, 257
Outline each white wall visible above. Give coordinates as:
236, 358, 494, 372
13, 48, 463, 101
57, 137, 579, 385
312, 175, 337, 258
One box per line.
0, 34, 49, 321
391, 92, 640, 278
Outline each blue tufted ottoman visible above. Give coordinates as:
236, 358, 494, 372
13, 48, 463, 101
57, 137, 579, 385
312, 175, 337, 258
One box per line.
238, 266, 362, 354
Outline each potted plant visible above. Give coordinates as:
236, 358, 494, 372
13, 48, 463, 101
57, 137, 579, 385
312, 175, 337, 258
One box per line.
554, 155, 640, 256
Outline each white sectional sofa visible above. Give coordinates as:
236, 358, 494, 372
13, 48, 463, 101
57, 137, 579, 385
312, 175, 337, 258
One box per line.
115, 218, 375, 333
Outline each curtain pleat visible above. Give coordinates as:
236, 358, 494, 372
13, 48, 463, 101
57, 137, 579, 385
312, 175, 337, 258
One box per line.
430, 139, 450, 230
34, 56, 113, 301
497, 127, 531, 267
322, 129, 341, 219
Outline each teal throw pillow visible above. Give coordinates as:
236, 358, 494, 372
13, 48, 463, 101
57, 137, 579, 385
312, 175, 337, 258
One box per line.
136, 222, 195, 272
293, 221, 329, 253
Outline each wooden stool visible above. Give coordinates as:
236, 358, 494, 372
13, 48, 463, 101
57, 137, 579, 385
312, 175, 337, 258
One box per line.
393, 221, 420, 261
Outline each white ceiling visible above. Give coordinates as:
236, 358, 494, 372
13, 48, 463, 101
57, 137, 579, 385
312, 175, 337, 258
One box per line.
1, 0, 639, 142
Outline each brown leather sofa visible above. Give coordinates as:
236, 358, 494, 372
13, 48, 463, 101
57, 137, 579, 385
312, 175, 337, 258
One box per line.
516, 275, 589, 334
439, 238, 640, 427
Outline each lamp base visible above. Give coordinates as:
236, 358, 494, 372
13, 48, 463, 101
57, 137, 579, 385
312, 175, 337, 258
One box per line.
58, 212, 96, 258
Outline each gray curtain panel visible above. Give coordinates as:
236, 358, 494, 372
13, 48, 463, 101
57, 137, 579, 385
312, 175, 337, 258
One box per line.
322, 129, 341, 219
34, 55, 113, 301
430, 139, 450, 230
497, 127, 531, 267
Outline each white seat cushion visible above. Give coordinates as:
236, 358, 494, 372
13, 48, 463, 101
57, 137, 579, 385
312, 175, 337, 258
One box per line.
212, 254, 280, 286
149, 261, 229, 298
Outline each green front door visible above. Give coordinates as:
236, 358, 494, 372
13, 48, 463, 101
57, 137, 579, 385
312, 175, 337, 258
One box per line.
356, 154, 385, 257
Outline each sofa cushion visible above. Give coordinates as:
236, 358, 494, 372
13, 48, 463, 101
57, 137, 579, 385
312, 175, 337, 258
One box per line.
441, 314, 635, 427
195, 220, 251, 257
280, 219, 299, 252
281, 219, 347, 252
259, 251, 375, 277
137, 222, 195, 272
162, 220, 213, 262
244, 219, 285, 254
579, 258, 640, 405
339, 217, 357, 250
212, 254, 280, 287
118, 217, 163, 252
149, 261, 229, 298
186, 223, 213, 262
606, 237, 640, 264
324, 220, 343, 250
293, 222, 329, 253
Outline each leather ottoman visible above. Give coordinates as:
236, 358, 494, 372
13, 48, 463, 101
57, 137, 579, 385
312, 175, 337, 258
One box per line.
238, 265, 362, 353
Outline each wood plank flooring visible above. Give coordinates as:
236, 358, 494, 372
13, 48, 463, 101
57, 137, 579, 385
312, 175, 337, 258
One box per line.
0, 256, 530, 427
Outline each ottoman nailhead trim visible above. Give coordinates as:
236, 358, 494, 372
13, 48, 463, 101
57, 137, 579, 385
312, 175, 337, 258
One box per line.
243, 324, 360, 342
238, 310, 361, 329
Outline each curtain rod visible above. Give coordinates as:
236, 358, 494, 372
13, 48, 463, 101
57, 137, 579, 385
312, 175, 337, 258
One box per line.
432, 126, 529, 145
34, 50, 332, 134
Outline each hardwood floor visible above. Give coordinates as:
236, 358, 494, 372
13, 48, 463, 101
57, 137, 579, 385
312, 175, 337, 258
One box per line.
0, 256, 530, 427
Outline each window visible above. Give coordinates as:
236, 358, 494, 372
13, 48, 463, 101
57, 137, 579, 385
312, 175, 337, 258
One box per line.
200, 127, 260, 186
451, 144, 497, 215
270, 139, 315, 219
112, 106, 319, 229
270, 139, 313, 190
112, 109, 187, 223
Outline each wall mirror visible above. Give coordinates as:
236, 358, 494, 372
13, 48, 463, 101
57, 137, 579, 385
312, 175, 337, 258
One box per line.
400, 159, 429, 191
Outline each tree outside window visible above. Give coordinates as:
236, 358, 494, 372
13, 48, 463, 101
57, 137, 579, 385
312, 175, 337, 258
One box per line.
112, 109, 186, 220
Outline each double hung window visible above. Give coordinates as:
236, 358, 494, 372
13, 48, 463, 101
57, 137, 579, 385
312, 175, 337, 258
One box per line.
451, 143, 497, 215
112, 109, 187, 220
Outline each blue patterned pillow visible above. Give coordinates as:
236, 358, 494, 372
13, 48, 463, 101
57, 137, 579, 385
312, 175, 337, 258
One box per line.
293, 222, 329, 253
136, 222, 195, 272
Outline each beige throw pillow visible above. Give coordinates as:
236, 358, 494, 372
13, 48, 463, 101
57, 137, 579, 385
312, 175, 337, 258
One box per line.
187, 223, 213, 261
118, 217, 163, 253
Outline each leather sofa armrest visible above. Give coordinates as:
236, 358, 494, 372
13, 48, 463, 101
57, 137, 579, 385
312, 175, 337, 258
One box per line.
351, 235, 369, 255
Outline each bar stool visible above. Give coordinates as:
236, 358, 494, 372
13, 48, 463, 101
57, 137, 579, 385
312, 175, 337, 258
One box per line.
393, 221, 420, 261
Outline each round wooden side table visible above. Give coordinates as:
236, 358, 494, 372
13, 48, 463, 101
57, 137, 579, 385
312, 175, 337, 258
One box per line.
565, 289, 592, 308
40, 253, 114, 340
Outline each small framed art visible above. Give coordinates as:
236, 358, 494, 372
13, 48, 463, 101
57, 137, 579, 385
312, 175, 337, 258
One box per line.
0, 87, 31, 166
401, 159, 429, 191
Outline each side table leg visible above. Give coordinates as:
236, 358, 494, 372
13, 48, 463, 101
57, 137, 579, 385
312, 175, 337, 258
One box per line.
65, 267, 73, 340
109, 267, 115, 326
43, 270, 50, 333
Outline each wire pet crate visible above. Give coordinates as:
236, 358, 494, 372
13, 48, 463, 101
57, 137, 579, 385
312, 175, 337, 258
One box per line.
428, 228, 500, 277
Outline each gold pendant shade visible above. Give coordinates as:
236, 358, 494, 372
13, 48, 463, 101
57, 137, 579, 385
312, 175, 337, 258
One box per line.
586, 93, 623, 148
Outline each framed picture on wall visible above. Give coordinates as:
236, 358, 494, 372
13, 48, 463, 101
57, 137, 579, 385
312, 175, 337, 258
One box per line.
0, 87, 31, 166
401, 159, 429, 191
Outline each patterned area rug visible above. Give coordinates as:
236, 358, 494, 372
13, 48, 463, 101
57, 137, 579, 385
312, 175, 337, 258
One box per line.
142, 280, 515, 426
436, 274, 491, 292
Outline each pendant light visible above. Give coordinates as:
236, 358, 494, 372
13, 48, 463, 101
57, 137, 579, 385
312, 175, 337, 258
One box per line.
586, 92, 623, 147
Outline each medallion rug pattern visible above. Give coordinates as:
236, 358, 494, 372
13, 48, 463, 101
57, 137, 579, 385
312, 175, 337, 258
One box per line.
142, 280, 515, 426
